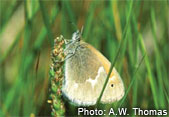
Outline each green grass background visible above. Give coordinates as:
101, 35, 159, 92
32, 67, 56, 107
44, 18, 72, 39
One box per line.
0, 0, 168, 116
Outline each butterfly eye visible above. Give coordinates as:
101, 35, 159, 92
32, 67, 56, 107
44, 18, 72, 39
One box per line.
111, 84, 114, 87
77, 37, 80, 41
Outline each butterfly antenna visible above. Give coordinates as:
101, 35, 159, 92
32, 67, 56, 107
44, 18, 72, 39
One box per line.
80, 26, 84, 37
70, 22, 78, 31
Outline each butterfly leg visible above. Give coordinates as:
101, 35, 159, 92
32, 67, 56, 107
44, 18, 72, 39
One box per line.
54, 46, 77, 63
63, 44, 83, 61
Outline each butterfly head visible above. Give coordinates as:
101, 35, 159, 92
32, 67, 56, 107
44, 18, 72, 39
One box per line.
72, 30, 81, 42
72, 26, 83, 42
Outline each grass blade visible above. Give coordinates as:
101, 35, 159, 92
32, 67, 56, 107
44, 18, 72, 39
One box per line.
138, 33, 159, 109
96, 0, 133, 105
118, 54, 145, 108
39, 0, 54, 46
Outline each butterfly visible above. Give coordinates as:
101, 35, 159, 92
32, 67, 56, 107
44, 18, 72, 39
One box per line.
62, 28, 124, 106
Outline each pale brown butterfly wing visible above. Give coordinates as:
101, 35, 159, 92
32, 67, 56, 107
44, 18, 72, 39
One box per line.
62, 41, 124, 106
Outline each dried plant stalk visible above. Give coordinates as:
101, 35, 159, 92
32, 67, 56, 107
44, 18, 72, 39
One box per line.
48, 35, 65, 116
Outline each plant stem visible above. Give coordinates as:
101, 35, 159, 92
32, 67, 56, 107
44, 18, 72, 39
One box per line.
96, 0, 133, 105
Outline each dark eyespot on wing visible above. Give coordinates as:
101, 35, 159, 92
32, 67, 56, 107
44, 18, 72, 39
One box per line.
111, 84, 114, 87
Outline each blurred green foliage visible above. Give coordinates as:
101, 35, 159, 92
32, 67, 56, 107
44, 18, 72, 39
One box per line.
0, 0, 168, 116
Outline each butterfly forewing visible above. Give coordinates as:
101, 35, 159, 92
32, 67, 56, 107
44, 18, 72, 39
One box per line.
62, 41, 124, 106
